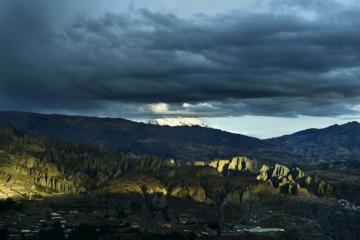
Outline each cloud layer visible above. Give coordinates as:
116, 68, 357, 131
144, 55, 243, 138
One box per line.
1, 0, 360, 118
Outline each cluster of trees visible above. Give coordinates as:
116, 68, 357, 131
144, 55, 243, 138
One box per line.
0, 198, 16, 211
142, 231, 187, 240
0, 226, 9, 240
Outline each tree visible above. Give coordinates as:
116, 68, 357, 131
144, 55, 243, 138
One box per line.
0, 198, 16, 211
38, 221, 65, 240
130, 201, 143, 214
200, 177, 232, 238
117, 209, 128, 219
70, 224, 103, 240
141, 185, 170, 221
0, 226, 9, 240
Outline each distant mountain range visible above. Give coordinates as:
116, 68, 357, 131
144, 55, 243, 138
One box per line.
0, 111, 287, 163
267, 122, 360, 163
0, 111, 360, 164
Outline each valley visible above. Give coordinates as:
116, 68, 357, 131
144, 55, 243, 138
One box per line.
1, 167, 360, 240
2, 0, 360, 238
0, 112, 360, 239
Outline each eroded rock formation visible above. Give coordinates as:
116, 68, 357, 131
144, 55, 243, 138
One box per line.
207, 156, 261, 176
0, 125, 175, 195
202, 156, 332, 196
257, 163, 332, 195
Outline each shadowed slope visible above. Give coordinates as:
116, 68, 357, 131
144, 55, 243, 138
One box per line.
0, 111, 290, 163
268, 122, 360, 163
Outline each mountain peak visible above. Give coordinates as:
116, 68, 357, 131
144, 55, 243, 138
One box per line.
343, 121, 360, 127
148, 117, 207, 127
268, 120, 360, 163
327, 121, 360, 130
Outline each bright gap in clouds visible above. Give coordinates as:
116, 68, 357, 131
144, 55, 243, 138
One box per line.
133, 102, 360, 139
202, 115, 360, 139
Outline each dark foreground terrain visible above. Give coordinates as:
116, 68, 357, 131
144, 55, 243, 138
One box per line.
1, 185, 360, 240
0, 113, 360, 239
1, 164, 360, 240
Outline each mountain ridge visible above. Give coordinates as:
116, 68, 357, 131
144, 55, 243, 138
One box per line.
267, 121, 360, 163
0, 111, 287, 163
2, 111, 360, 164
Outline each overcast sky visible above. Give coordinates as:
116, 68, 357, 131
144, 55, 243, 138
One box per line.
1, 0, 360, 138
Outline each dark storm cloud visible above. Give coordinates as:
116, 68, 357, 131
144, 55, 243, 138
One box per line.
1, 0, 360, 117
